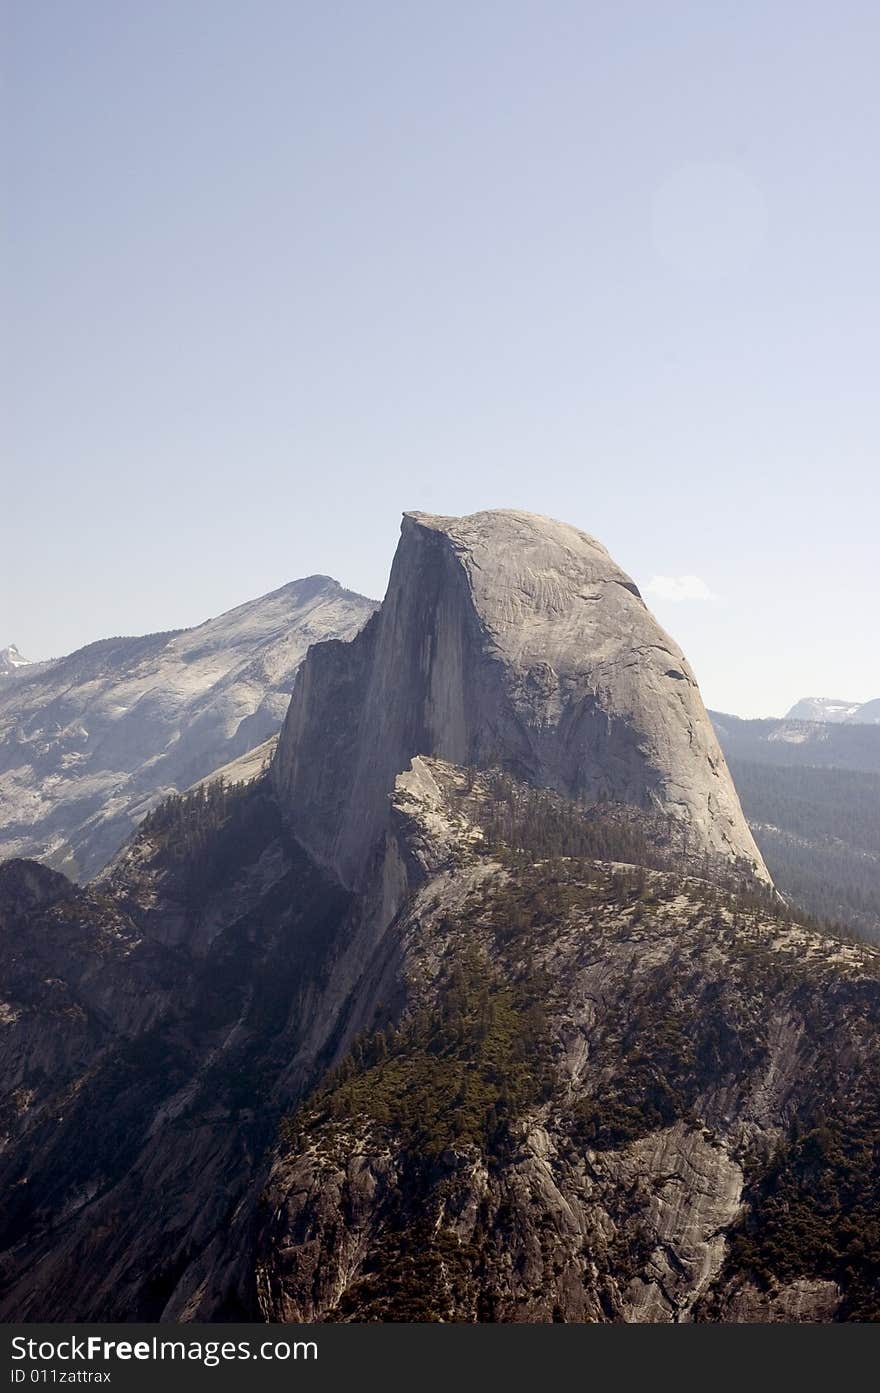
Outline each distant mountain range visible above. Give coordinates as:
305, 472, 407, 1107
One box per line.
710, 710, 880, 772
710, 710, 880, 942
0, 578, 376, 879
785, 695, 880, 724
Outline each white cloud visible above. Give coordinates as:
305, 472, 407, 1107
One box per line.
645, 574, 717, 603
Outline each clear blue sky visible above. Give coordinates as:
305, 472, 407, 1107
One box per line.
4, 1, 878, 716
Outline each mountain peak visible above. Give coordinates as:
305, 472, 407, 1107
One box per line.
0, 644, 33, 675
273, 507, 768, 888
0, 582, 376, 878
786, 696, 879, 724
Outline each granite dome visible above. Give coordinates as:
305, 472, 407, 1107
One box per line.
273, 509, 769, 886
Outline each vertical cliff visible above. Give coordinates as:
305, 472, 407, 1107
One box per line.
272, 510, 769, 888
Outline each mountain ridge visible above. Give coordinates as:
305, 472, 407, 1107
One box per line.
785, 695, 880, 724
0, 576, 376, 879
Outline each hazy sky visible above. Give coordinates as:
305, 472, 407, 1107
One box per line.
4, 1, 878, 716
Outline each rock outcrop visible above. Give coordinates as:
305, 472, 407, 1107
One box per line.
273, 511, 768, 888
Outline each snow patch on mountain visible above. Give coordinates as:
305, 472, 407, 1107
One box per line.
786, 696, 865, 723
0, 646, 35, 676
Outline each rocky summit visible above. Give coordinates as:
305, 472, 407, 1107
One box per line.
0, 509, 877, 1324
273, 510, 768, 888
0, 646, 35, 677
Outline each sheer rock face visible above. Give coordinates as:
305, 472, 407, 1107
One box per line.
273, 510, 769, 888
